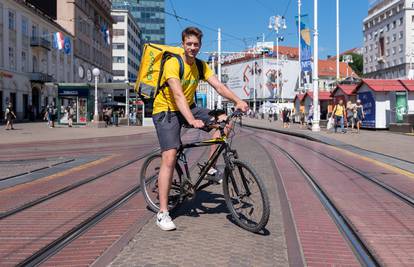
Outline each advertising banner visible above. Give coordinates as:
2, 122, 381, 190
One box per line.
295, 14, 312, 86
358, 91, 376, 128
222, 58, 299, 101
395, 92, 407, 123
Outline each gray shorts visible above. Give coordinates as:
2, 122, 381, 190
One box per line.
153, 107, 212, 152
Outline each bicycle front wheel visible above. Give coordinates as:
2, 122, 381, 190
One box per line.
140, 153, 182, 213
223, 159, 270, 233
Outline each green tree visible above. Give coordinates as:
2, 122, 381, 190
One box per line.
340, 53, 363, 77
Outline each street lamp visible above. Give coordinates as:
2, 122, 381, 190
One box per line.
269, 15, 287, 103
92, 67, 100, 122
312, 0, 320, 132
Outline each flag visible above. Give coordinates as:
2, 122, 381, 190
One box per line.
53, 32, 64, 50
101, 24, 111, 45
64, 37, 71, 54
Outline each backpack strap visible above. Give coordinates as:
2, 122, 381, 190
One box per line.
156, 52, 184, 97
195, 58, 205, 81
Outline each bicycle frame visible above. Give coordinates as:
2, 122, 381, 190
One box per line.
176, 135, 235, 192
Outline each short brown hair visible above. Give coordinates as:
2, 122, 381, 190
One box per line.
182, 27, 203, 42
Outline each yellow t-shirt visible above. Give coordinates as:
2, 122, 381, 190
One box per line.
152, 55, 214, 114
334, 104, 345, 117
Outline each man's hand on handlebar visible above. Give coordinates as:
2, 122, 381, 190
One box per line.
235, 100, 249, 113
189, 119, 205, 129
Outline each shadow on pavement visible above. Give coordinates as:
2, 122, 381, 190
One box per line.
171, 190, 270, 236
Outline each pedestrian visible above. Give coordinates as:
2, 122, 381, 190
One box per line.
48, 103, 57, 128
355, 99, 365, 133
307, 104, 314, 127
4, 103, 16, 130
282, 107, 289, 128
268, 110, 273, 123
66, 105, 74, 127
346, 100, 355, 131
107, 107, 113, 126
331, 99, 346, 133
113, 108, 119, 127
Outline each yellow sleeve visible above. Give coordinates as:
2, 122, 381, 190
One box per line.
202, 61, 214, 81
163, 57, 181, 81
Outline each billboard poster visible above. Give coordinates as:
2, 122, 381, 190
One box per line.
358, 91, 376, 128
395, 92, 407, 123
295, 14, 312, 87
222, 58, 299, 101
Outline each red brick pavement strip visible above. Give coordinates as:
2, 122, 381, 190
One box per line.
268, 131, 414, 198
0, 149, 153, 213
41, 133, 209, 267
257, 138, 360, 266
259, 133, 414, 266
0, 159, 145, 266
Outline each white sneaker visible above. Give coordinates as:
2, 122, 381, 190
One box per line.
156, 211, 176, 231
207, 168, 217, 175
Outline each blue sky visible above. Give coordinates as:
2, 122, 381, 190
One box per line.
165, 0, 369, 60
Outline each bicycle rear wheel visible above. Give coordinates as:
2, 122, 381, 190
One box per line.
223, 159, 270, 233
140, 153, 182, 213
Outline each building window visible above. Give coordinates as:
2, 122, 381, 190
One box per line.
9, 47, 15, 70
379, 37, 385, 56
22, 51, 27, 72
113, 29, 125, 36
113, 56, 125, 63
112, 43, 125, 49
399, 31, 403, 39
386, 24, 390, 31
392, 20, 396, 29
22, 17, 29, 37
386, 36, 390, 44
113, 15, 125, 22
399, 17, 403, 26
392, 34, 397, 42
392, 47, 396, 55
386, 49, 390, 56
399, 44, 403, 52
8, 11, 15, 30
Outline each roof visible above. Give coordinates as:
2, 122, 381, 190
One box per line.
354, 79, 406, 93
331, 84, 357, 96
293, 93, 305, 103
398, 80, 414, 92
318, 60, 359, 78
304, 91, 333, 101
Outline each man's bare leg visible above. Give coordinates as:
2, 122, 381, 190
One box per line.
158, 149, 177, 212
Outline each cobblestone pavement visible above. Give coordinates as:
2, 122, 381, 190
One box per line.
110, 133, 289, 267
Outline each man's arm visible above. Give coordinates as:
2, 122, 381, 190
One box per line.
167, 77, 204, 128
207, 75, 248, 112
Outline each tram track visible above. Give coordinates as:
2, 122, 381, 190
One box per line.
0, 148, 159, 220
265, 139, 380, 266
256, 130, 414, 207
14, 139, 209, 266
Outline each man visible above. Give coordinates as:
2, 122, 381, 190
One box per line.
355, 99, 365, 133
152, 27, 248, 231
5, 103, 16, 130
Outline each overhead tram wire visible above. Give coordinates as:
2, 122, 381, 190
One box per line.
168, 0, 183, 30
162, 10, 247, 45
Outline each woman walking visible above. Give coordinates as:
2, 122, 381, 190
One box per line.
355, 99, 365, 133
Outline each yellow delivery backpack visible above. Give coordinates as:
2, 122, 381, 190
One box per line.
135, 43, 204, 100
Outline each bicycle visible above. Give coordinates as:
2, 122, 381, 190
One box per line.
140, 109, 270, 233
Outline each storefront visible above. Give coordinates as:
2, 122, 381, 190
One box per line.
57, 85, 91, 125
303, 91, 333, 120
353, 79, 407, 128
293, 93, 305, 122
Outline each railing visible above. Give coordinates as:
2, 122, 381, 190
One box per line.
29, 72, 54, 82
30, 37, 51, 50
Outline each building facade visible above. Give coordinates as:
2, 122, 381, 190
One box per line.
112, 0, 165, 44
0, 0, 74, 120
363, 0, 414, 79
112, 9, 142, 82
55, 0, 113, 83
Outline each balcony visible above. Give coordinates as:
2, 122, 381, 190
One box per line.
29, 72, 54, 83
30, 37, 51, 50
